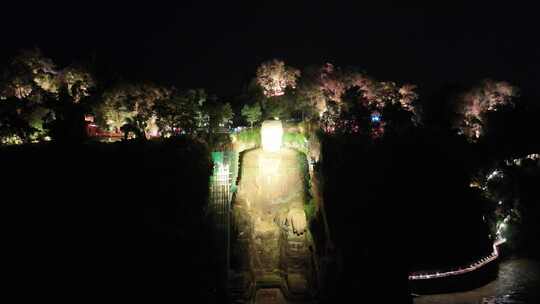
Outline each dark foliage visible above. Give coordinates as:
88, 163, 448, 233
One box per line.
1, 138, 223, 302
320, 129, 494, 303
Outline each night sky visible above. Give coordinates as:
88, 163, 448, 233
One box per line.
2, 1, 539, 98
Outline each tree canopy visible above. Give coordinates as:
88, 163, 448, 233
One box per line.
0, 51, 534, 150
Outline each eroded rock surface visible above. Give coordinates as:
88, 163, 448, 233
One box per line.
231, 148, 313, 302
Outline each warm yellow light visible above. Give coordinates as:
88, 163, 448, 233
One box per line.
261, 120, 283, 152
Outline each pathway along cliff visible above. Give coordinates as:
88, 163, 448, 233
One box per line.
230, 146, 315, 303
414, 258, 540, 304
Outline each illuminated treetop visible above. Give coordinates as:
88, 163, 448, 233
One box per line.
1, 49, 58, 100
99, 83, 172, 132
60, 66, 96, 102
311, 63, 421, 137
256, 59, 300, 97
1, 49, 95, 103
317, 63, 417, 110
455, 79, 518, 141
318, 63, 348, 102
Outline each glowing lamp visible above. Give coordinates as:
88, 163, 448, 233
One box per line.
261, 120, 283, 152
84, 114, 95, 122
371, 111, 381, 123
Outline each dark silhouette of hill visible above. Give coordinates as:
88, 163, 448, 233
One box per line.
1, 139, 223, 302
320, 129, 492, 302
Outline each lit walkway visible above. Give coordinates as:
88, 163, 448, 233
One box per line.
408, 238, 506, 280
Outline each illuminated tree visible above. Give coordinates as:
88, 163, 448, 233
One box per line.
297, 81, 325, 118
318, 63, 348, 103
319, 101, 341, 133
265, 98, 288, 119
221, 102, 234, 127
153, 89, 209, 136
359, 82, 419, 137
0, 50, 96, 144
1, 50, 96, 103
241, 103, 262, 127
317, 64, 373, 105
1, 48, 59, 101
154, 95, 195, 137
0, 96, 37, 145
204, 101, 232, 133
98, 83, 171, 138
24, 105, 49, 137
184, 88, 209, 132
398, 84, 418, 112
455, 80, 518, 141
296, 66, 327, 118
256, 59, 300, 97
314, 63, 419, 113
59, 65, 96, 102
312, 63, 420, 137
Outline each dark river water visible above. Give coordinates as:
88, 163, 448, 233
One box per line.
414, 258, 540, 304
